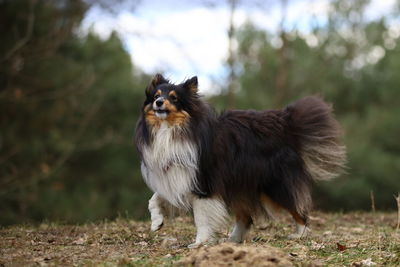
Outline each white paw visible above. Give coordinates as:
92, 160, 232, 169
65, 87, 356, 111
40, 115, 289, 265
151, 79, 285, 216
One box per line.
150, 219, 163, 232
288, 233, 303, 239
288, 228, 310, 239
227, 236, 243, 243
218, 237, 229, 244
188, 242, 203, 249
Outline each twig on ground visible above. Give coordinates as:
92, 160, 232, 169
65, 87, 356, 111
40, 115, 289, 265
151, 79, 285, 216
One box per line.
370, 190, 376, 213
394, 193, 400, 232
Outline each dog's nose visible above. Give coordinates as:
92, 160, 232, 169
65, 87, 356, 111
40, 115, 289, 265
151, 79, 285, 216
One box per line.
155, 99, 164, 107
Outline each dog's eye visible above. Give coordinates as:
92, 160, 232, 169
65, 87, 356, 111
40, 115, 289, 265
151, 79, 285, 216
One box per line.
170, 95, 177, 102
154, 94, 160, 100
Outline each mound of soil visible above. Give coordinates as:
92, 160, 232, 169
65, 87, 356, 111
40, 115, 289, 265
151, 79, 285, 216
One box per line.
180, 243, 293, 267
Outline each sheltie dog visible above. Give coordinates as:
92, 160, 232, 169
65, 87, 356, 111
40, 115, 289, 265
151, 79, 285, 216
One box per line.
135, 74, 346, 248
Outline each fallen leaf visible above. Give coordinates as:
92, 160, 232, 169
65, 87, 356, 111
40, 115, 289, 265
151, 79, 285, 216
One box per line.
336, 242, 347, 251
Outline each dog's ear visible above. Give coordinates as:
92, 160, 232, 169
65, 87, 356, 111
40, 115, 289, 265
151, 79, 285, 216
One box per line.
183, 76, 198, 94
145, 73, 168, 95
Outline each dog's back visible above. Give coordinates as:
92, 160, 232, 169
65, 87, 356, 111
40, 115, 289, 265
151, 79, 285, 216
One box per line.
194, 96, 346, 234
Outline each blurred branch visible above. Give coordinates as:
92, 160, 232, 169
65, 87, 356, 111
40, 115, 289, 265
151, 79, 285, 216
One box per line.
42, 86, 105, 179
227, 0, 238, 108
273, 0, 290, 108
2, 0, 36, 62
0, 146, 20, 166
395, 193, 400, 232
0, 72, 96, 103
79, 132, 127, 151
0, 73, 99, 195
0, 91, 104, 194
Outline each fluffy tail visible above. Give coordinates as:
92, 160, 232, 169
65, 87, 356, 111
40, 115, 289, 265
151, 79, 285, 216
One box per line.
286, 96, 346, 181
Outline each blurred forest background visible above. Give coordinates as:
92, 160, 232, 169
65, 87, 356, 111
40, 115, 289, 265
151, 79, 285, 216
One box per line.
1, 0, 399, 226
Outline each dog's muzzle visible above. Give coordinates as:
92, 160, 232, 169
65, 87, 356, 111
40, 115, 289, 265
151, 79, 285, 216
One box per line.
153, 97, 168, 119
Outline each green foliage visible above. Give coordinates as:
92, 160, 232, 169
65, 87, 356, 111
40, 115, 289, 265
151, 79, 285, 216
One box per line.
0, 0, 151, 225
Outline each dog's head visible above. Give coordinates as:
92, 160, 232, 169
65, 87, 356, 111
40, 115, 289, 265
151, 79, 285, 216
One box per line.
142, 74, 198, 127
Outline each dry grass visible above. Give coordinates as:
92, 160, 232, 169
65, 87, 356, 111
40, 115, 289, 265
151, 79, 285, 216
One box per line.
1, 212, 399, 266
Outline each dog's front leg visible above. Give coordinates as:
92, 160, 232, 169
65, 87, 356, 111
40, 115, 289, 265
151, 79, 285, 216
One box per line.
148, 193, 165, 231
188, 197, 228, 248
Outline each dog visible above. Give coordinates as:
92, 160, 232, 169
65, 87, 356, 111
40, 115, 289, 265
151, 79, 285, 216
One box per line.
135, 74, 346, 248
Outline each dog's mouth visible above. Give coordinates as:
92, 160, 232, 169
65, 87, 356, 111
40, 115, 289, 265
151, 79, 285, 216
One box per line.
154, 108, 170, 118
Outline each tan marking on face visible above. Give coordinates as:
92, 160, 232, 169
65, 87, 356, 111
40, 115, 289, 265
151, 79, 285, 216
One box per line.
144, 98, 189, 127
145, 110, 160, 127
161, 100, 187, 125
163, 99, 190, 126
166, 110, 190, 126
155, 89, 162, 97
169, 90, 178, 99
163, 99, 177, 112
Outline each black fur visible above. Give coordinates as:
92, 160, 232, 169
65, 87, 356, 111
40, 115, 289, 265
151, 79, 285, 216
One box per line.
135, 74, 346, 226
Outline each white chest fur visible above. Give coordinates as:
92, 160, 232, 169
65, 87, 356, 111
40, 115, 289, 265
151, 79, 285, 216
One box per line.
141, 122, 199, 208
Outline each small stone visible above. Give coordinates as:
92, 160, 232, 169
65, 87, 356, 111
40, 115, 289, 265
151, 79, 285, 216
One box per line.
351, 227, 364, 233
161, 237, 178, 248
323, 231, 332, 236
137, 241, 148, 246
72, 235, 87, 245
361, 258, 376, 266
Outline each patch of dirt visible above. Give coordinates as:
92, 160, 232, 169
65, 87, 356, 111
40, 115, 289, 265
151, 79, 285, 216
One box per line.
180, 243, 293, 267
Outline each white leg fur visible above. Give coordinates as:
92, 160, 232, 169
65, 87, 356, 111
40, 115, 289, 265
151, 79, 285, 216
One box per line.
148, 193, 165, 231
288, 223, 310, 239
228, 221, 249, 243
188, 197, 228, 248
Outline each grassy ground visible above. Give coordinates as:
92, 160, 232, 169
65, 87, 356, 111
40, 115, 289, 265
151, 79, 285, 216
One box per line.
0, 212, 399, 266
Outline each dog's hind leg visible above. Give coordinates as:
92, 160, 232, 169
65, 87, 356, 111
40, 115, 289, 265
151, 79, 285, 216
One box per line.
260, 194, 310, 238
288, 211, 310, 239
148, 193, 165, 231
228, 213, 252, 243
188, 196, 228, 248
